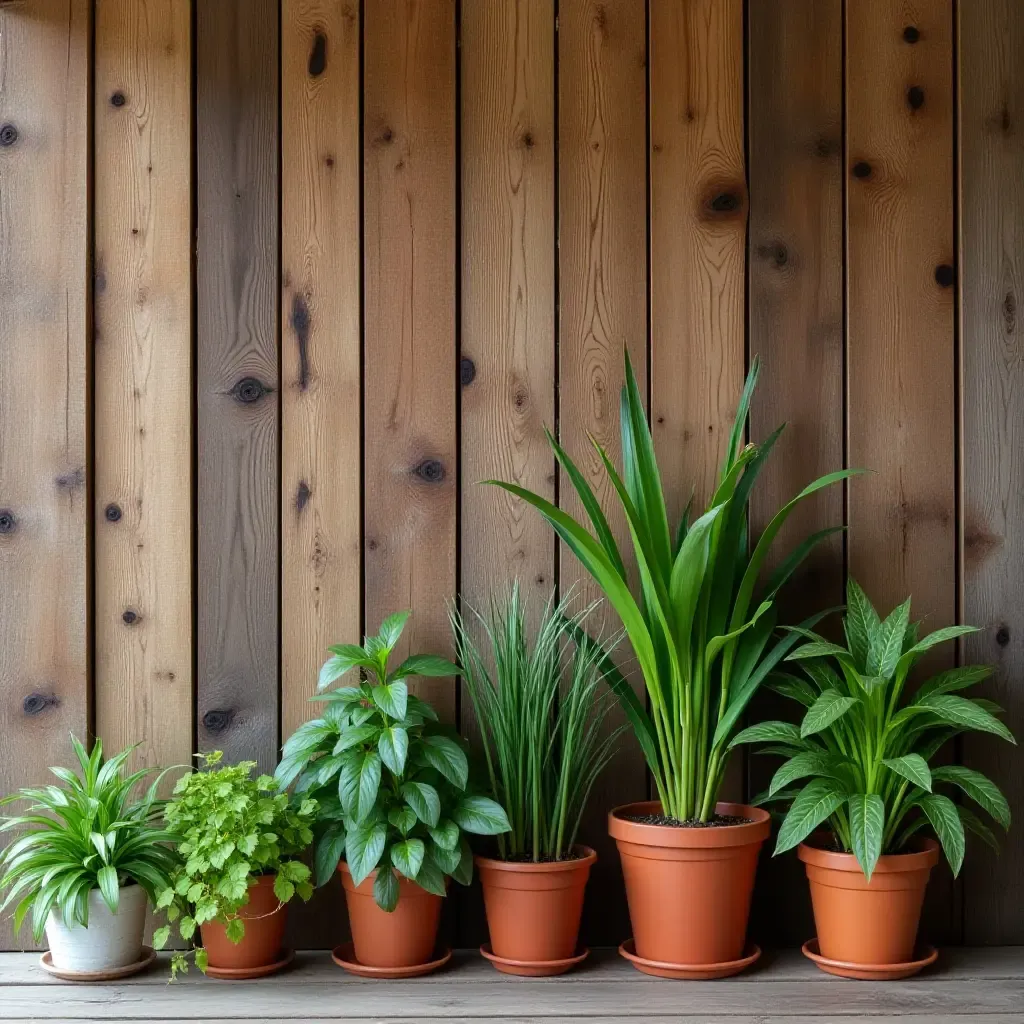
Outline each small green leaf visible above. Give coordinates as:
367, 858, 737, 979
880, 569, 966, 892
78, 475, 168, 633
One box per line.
96, 866, 119, 914
769, 751, 844, 797
388, 805, 418, 835
373, 867, 399, 912
919, 694, 1016, 744
869, 597, 910, 678
346, 822, 387, 887
377, 611, 411, 650
273, 874, 295, 904
848, 793, 885, 880
452, 795, 510, 836
225, 916, 246, 943
932, 766, 1011, 830
314, 825, 346, 886
800, 690, 859, 739
844, 578, 880, 670
428, 819, 459, 851
378, 727, 409, 776
450, 835, 474, 886
392, 654, 460, 680
786, 641, 851, 662
414, 854, 448, 896
420, 735, 469, 790
775, 779, 847, 855
391, 838, 426, 880
428, 840, 461, 875
729, 720, 802, 750
371, 680, 408, 722
919, 793, 965, 876
402, 781, 441, 828
152, 925, 170, 950
882, 754, 932, 793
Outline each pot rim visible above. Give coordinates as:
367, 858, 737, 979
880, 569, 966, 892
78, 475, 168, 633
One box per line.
608, 800, 771, 848
474, 845, 597, 873
797, 835, 940, 873
337, 859, 447, 897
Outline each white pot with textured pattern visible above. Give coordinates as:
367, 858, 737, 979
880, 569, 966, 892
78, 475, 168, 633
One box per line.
45, 882, 147, 972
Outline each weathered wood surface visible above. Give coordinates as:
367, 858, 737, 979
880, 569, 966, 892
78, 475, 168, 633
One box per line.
363, 0, 457, 721
556, 0, 648, 948
93, 0, 193, 777
0, 0, 90, 951
196, 0, 280, 774
746, 0, 843, 947
959, 0, 1024, 946
0, 948, 1021, 1020
845, 0, 958, 943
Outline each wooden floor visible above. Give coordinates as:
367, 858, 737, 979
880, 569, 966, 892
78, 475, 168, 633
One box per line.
0, 948, 1021, 1022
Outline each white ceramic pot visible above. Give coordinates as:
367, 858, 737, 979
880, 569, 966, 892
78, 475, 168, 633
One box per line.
45, 882, 148, 972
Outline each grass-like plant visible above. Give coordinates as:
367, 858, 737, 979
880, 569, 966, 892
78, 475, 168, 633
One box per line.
489, 351, 859, 822
0, 736, 178, 942
450, 584, 622, 862
155, 752, 315, 976
276, 612, 510, 911
733, 580, 1016, 878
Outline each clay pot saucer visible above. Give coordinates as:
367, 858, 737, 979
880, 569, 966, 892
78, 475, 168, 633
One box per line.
204, 948, 294, 980
480, 943, 589, 977
618, 938, 761, 980
331, 942, 452, 979
801, 938, 938, 980
39, 945, 156, 982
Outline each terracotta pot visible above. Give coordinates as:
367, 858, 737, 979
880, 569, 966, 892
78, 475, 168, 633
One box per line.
339, 861, 443, 968
798, 837, 940, 965
608, 800, 770, 966
201, 875, 287, 971
476, 846, 596, 963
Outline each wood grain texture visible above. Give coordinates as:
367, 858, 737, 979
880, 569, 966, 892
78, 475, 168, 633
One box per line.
0, 0, 89, 950
959, 0, 1024, 945
746, 0, 843, 946
281, 0, 361, 739
93, 0, 192, 776
363, 0, 457, 720
196, 0, 280, 773
649, 0, 746, 519
649, 0, 746, 801
846, 0, 957, 942
557, 0, 648, 947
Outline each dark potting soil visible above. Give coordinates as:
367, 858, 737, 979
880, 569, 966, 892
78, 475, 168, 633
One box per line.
623, 812, 753, 828
501, 851, 587, 863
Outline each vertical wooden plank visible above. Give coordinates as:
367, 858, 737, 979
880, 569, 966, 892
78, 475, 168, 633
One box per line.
960, 0, 1024, 945
649, 0, 746, 799
197, 0, 280, 772
558, 0, 647, 947
93, 0, 192, 774
846, 0, 957, 942
363, 0, 456, 721
281, 0, 361, 739
0, 0, 89, 951
747, 0, 843, 947
460, 0, 555, 647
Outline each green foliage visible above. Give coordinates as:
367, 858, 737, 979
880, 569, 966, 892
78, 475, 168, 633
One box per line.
487, 350, 859, 820
0, 736, 179, 943
277, 611, 510, 911
737, 579, 1016, 878
450, 584, 622, 861
155, 752, 315, 978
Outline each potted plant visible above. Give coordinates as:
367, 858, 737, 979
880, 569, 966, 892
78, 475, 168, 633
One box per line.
736, 579, 1016, 979
450, 584, 621, 975
0, 736, 178, 978
154, 751, 315, 979
276, 611, 510, 976
489, 351, 859, 977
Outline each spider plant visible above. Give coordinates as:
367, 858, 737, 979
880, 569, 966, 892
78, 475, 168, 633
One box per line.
488, 350, 860, 822
450, 584, 622, 861
734, 579, 1016, 878
0, 736, 179, 941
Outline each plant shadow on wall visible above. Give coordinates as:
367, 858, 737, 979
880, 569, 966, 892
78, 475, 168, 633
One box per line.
450, 584, 622, 974
734, 581, 1016, 976
488, 350, 862, 975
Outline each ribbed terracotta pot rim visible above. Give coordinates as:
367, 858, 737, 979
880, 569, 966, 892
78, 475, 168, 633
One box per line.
609, 800, 771, 848
337, 859, 446, 896
798, 836, 940, 874
475, 846, 597, 874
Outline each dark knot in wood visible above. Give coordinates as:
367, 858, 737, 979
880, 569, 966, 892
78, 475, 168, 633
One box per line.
413, 459, 445, 484
375, 125, 394, 146
756, 242, 788, 268
122, 608, 140, 625
460, 356, 476, 387
520, 131, 535, 149
852, 161, 872, 179
0, 123, 18, 147
290, 294, 311, 391
23, 693, 59, 716
934, 264, 955, 288
1004, 292, 1016, 334
111, 91, 127, 108
203, 708, 234, 733
902, 25, 920, 44
308, 32, 327, 77
709, 192, 740, 213
55, 468, 85, 491
231, 377, 269, 404
296, 480, 311, 513
0, 509, 15, 534
907, 86, 925, 111
996, 625, 1011, 647
104, 503, 123, 523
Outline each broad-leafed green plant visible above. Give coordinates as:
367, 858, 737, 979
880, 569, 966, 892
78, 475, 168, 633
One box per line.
155, 752, 315, 976
450, 583, 623, 862
489, 351, 859, 822
0, 736, 178, 942
733, 579, 1016, 878
276, 612, 510, 911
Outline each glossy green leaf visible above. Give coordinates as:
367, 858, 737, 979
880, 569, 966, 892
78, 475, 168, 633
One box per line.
932, 766, 1010, 830
918, 793, 965, 876
800, 690, 859, 738
775, 778, 847, 855
848, 793, 885, 880
882, 754, 932, 793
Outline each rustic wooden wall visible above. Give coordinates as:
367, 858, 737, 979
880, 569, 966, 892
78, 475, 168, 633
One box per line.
1, 0, 1021, 950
